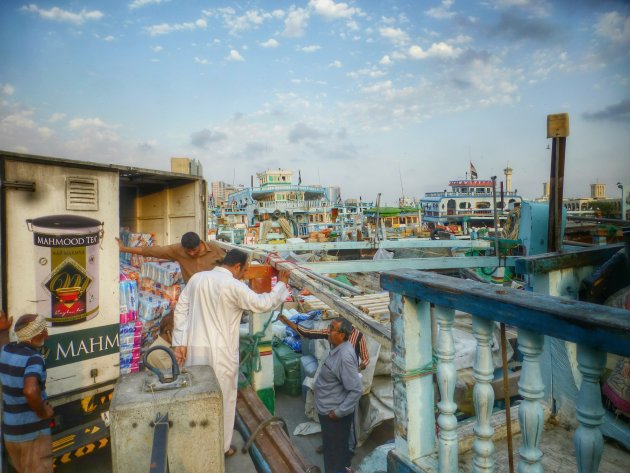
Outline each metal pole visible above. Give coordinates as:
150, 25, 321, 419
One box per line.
500, 324, 515, 473
491, 176, 499, 256
547, 137, 566, 252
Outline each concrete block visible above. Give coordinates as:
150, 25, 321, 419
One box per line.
110, 365, 224, 473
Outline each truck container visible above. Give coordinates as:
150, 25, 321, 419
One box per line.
0, 150, 207, 468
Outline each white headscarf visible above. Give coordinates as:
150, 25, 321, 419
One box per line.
15, 315, 47, 342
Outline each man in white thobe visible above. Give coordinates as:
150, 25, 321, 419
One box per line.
172, 249, 290, 455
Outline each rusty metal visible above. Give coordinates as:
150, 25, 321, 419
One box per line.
500, 323, 515, 473
547, 136, 567, 252
236, 385, 320, 473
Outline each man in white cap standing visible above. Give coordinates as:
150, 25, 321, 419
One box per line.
0, 311, 54, 473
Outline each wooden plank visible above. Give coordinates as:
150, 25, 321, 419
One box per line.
514, 243, 623, 275
300, 256, 517, 273
248, 239, 492, 251
380, 269, 630, 357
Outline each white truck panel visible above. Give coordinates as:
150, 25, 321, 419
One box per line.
4, 160, 121, 397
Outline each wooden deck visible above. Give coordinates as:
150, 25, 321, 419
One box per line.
459, 419, 630, 473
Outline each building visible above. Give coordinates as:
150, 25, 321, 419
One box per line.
211, 181, 245, 206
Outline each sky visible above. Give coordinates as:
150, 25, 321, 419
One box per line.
1, 0, 629, 205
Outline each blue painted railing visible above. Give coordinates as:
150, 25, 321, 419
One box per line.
380, 268, 630, 473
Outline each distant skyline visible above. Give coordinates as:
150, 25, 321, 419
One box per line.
1, 1, 628, 205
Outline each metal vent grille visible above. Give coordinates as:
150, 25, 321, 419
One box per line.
66, 177, 98, 210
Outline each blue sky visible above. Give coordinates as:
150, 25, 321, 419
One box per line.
1, 0, 628, 204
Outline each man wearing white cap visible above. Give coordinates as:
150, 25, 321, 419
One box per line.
0, 311, 54, 473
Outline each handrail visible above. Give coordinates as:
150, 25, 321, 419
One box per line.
380, 269, 630, 357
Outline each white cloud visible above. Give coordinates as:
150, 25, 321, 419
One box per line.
379, 27, 409, 45
391, 51, 406, 60
361, 80, 393, 94
38, 127, 54, 138
449, 34, 472, 44
1, 84, 15, 96
2, 112, 35, 129
283, 7, 309, 37
595, 11, 630, 44
408, 42, 461, 59
20, 5, 103, 24
151, 45, 163, 52
329, 60, 342, 68
227, 49, 245, 61
68, 117, 112, 130
219, 9, 275, 35
261, 38, 279, 48
379, 55, 392, 65
145, 18, 206, 36
347, 20, 359, 31
301, 45, 321, 53
103, 35, 115, 42
48, 113, 66, 123
309, 0, 361, 20
195, 57, 209, 65
129, 0, 167, 10
425, 0, 455, 20
348, 67, 387, 80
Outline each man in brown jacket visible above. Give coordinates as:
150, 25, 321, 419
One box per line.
116, 231, 225, 283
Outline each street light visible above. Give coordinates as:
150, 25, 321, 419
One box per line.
617, 182, 625, 220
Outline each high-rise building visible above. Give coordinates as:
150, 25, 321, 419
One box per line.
211, 181, 244, 206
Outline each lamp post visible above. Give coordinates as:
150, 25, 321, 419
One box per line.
618, 182, 628, 221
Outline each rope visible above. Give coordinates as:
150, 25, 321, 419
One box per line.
502, 206, 521, 240
239, 303, 284, 386
390, 352, 437, 382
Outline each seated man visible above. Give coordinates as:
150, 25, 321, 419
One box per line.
146, 315, 174, 372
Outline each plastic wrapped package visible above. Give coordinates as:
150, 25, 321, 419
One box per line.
119, 279, 139, 323
119, 263, 140, 282
120, 231, 155, 265
119, 320, 142, 374
139, 278, 183, 308
140, 261, 183, 286
138, 290, 171, 321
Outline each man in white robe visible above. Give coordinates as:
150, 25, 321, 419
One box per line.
172, 249, 290, 455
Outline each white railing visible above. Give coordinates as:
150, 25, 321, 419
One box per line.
380, 245, 630, 473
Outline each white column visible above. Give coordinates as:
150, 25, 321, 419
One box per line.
472, 316, 495, 473
390, 293, 435, 462
517, 328, 545, 473
436, 305, 458, 473
574, 345, 606, 473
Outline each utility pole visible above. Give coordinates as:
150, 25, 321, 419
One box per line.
546, 113, 569, 252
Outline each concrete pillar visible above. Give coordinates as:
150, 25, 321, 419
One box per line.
110, 365, 224, 473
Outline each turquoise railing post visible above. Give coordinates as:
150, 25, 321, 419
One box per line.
436, 305, 458, 473
472, 316, 495, 473
574, 345, 606, 473
389, 293, 435, 463
517, 328, 545, 473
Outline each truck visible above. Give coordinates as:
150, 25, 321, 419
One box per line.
0, 150, 207, 468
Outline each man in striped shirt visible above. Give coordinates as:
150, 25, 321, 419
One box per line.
278, 314, 370, 370
0, 311, 54, 473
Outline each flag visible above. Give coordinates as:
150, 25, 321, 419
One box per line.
470, 161, 478, 180
298, 170, 302, 185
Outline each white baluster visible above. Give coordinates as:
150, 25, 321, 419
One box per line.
436, 306, 458, 473
574, 345, 606, 473
472, 316, 495, 473
517, 328, 544, 473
